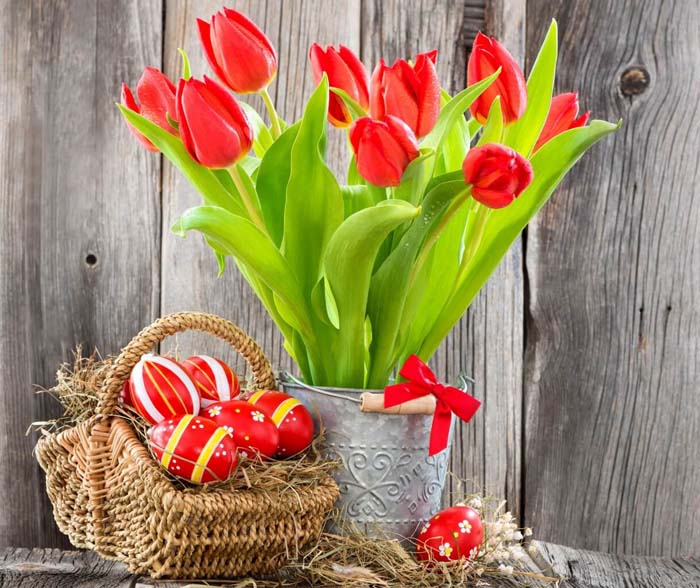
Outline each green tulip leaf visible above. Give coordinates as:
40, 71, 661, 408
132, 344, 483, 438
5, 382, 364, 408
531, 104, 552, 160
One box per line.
324, 200, 420, 387
477, 96, 504, 146
256, 122, 301, 247
284, 75, 344, 299
504, 19, 558, 156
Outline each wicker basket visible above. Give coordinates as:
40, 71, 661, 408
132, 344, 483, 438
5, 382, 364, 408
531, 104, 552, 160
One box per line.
35, 312, 339, 579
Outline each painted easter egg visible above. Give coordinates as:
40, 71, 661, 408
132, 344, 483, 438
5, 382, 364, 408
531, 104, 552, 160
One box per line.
204, 400, 279, 460
120, 379, 133, 407
182, 355, 240, 407
129, 354, 200, 425
149, 414, 238, 484
416, 505, 484, 563
247, 390, 314, 458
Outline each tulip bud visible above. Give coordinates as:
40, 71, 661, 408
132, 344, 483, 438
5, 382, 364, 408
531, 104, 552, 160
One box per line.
121, 67, 177, 152
349, 116, 420, 187
309, 44, 369, 128
533, 92, 590, 152
462, 143, 533, 209
176, 76, 253, 168
370, 50, 440, 139
197, 8, 277, 94
467, 33, 527, 125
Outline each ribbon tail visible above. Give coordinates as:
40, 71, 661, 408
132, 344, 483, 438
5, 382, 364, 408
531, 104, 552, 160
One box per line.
428, 402, 453, 456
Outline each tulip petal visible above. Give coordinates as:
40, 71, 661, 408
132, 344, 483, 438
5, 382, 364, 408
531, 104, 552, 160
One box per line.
197, 18, 230, 88
414, 53, 440, 137
121, 83, 159, 152
137, 67, 177, 130
369, 60, 388, 120
339, 45, 370, 108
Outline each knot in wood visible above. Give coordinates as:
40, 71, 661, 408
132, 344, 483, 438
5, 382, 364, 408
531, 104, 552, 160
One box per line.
620, 66, 650, 96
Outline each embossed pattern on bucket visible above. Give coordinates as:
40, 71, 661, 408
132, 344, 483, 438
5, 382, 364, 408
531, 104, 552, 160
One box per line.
281, 380, 453, 540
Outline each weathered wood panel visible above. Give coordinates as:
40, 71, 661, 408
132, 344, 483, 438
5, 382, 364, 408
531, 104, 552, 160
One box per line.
524, 0, 700, 556
3, 545, 699, 587
160, 0, 361, 372
0, 0, 162, 548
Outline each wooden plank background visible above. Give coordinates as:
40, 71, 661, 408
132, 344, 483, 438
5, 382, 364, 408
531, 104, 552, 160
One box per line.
1, 0, 697, 558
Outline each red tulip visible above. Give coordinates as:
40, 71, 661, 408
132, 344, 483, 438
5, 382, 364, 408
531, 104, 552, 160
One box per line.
121, 67, 177, 152
176, 76, 253, 168
462, 143, 533, 209
370, 50, 440, 139
197, 8, 277, 94
467, 32, 527, 125
534, 92, 590, 152
350, 116, 420, 187
309, 44, 369, 128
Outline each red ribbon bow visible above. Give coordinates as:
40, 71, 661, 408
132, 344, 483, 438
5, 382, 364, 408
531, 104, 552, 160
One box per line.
384, 355, 481, 456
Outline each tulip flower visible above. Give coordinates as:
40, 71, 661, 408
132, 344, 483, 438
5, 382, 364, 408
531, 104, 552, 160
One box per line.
197, 8, 277, 94
467, 32, 527, 125
121, 67, 177, 152
176, 76, 253, 169
309, 44, 369, 128
370, 50, 440, 139
350, 116, 420, 187
462, 143, 533, 208
534, 92, 590, 152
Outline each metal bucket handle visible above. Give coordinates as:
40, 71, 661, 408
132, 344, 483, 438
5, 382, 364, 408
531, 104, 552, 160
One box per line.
278, 372, 474, 416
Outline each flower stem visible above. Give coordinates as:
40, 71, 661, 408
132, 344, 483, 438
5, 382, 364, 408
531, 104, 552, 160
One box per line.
260, 87, 282, 139
228, 165, 269, 236
408, 188, 470, 287
454, 200, 490, 288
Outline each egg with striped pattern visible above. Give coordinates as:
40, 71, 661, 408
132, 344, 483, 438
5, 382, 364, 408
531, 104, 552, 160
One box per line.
205, 400, 279, 460
182, 355, 240, 407
129, 354, 200, 425
149, 414, 238, 484
247, 390, 314, 458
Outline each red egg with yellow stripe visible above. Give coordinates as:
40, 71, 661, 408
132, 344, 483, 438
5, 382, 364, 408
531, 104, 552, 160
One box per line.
149, 414, 238, 484
205, 400, 279, 460
182, 355, 240, 407
247, 390, 314, 457
129, 354, 200, 425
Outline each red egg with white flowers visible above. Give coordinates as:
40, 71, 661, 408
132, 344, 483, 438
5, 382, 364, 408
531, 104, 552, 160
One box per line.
204, 400, 279, 460
416, 505, 484, 563
129, 354, 200, 424
247, 390, 314, 458
149, 414, 238, 484
182, 355, 240, 407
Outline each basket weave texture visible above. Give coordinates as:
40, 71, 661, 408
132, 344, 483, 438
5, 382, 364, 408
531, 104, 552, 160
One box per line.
35, 312, 339, 579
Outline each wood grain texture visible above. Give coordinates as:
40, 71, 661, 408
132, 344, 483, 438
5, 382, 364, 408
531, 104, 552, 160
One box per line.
534, 541, 700, 588
160, 0, 361, 374
0, 0, 162, 548
0, 548, 133, 588
524, 0, 700, 556
359, 0, 523, 514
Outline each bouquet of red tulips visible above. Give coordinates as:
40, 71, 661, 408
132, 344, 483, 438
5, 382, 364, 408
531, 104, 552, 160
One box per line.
119, 8, 618, 389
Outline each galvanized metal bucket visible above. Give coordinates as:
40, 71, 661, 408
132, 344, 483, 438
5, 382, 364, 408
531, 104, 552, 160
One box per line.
280, 375, 455, 541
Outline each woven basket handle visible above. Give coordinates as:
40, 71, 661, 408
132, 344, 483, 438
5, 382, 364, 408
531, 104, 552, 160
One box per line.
96, 311, 276, 418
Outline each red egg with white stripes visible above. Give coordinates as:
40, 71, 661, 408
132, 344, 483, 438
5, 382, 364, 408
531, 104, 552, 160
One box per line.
182, 355, 240, 407
247, 390, 314, 458
204, 400, 279, 460
149, 414, 238, 483
129, 354, 200, 425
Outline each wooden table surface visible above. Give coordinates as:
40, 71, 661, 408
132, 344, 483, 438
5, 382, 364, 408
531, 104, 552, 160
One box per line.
1, 543, 698, 588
